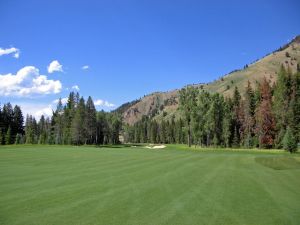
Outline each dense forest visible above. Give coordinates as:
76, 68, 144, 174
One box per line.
124, 65, 300, 152
0, 92, 121, 146
0, 65, 299, 152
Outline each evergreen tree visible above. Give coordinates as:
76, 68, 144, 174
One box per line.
38, 115, 48, 144
175, 118, 184, 144
2, 103, 13, 136
160, 120, 167, 143
15, 133, 23, 144
54, 98, 64, 144
5, 126, 12, 145
150, 120, 158, 143
273, 65, 290, 145
232, 87, 242, 146
64, 92, 76, 144
290, 71, 300, 143
222, 98, 233, 147
242, 81, 256, 147
25, 115, 35, 144
71, 97, 86, 145
85, 96, 97, 144
12, 105, 24, 141
0, 129, 4, 145
205, 94, 224, 146
282, 126, 298, 153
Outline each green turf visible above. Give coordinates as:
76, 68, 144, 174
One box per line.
0, 145, 300, 225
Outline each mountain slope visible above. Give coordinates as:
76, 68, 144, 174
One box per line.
119, 36, 300, 125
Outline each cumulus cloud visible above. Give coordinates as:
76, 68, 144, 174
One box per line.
94, 99, 115, 108
14, 103, 54, 120
72, 85, 80, 91
81, 65, 89, 70
53, 97, 68, 105
47, 60, 63, 73
0, 66, 62, 97
0, 47, 20, 58
35, 105, 54, 118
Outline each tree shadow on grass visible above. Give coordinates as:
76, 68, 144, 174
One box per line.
255, 156, 300, 170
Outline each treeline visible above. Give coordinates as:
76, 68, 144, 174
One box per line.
0, 92, 121, 145
0, 103, 24, 144
1, 66, 299, 152
123, 116, 185, 144
124, 65, 300, 152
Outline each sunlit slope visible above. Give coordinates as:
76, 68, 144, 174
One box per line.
120, 36, 300, 124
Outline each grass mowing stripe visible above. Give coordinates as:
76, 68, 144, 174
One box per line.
0, 146, 299, 225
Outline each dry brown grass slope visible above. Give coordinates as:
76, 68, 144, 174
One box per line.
121, 36, 300, 125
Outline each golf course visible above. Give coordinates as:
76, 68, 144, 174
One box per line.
0, 145, 299, 225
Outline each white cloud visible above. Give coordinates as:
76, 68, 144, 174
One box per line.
35, 105, 54, 118
47, 60, 63, 73
0, 66, 62, 97
81, 65, 89, 70
53, 97, 68, 105
94, 99, 115, 108
72, 85, 80, 91
14, 103, 54, 120
0, 47, 20, 58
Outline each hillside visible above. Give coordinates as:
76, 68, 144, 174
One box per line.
119, 36, 300, 125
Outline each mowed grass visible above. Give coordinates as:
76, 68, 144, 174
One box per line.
0, 145, 300, 225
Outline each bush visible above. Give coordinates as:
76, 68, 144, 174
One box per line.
282, 127, 298, 153
285, 52, 290, 57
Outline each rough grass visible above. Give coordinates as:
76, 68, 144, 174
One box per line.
0, 145, 300, 225
255, 156, 300, 170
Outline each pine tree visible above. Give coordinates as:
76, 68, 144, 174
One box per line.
175, 118, 184, 144
64, 92, 76, 144
283, 126, 298, 153
54, 98, 64, 144
15, 133, 22, 144
85, 96, 97, 144
160, 120, 167, 143
205, 94, 224, 146
38, 115, 48, 144
232, 87, 242, 146
242, 81, 256, 148
232, 126, 239, 148
150, 120, 158, 143
12, 105, 24, 142
25, 115, 35, 144
273, 65, 290, 144
290, 71, 300, 143
0, 129, 4, 145
168, 116, 176, 144
5, 126, 12, 145
2, 103, 13, 138
71, 97, 86, 145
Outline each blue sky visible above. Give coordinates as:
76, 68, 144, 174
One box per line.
0, 0, 299, 118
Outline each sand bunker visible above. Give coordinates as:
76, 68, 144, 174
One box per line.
145, 145, 166, 149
